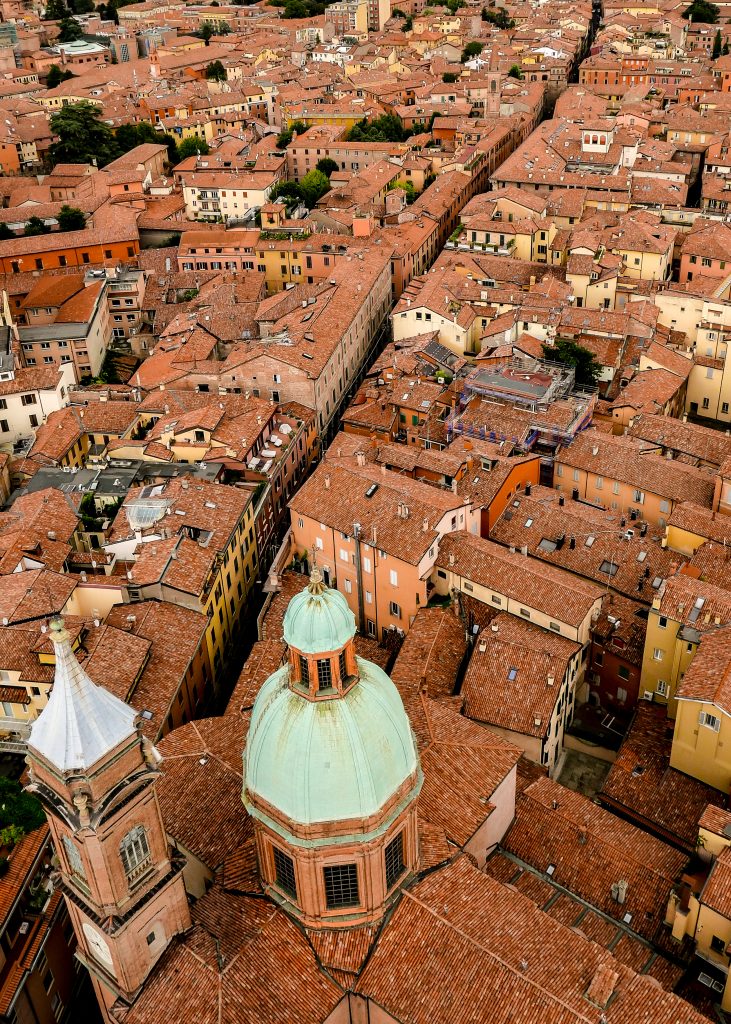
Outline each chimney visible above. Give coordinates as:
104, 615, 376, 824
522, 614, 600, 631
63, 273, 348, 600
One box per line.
324, 474, 331, 489
451, 479, 458, 494
547, 674, 555, 686
423, 517, 429, 532
449, 552, 455, 566
356, 451, 366, 467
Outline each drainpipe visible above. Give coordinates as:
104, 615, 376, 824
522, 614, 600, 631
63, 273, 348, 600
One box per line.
353, 521, 365, 634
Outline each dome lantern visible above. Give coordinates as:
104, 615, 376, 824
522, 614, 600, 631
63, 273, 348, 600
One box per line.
284, 564, 359, 700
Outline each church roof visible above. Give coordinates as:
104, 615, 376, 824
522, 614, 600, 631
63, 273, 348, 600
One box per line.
244, 655, 421, 830
28, 617, 137, 773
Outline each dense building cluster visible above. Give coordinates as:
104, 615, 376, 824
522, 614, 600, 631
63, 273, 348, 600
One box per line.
1, 0, 731, 1019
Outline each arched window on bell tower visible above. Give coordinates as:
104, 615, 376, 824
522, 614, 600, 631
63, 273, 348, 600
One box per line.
120, 826, 152, 886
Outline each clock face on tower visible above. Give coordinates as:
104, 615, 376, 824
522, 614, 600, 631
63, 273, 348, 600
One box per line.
82, 922, 116, 975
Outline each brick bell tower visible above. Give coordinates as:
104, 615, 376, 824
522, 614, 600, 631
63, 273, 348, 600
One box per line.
26, 617, 191, 1021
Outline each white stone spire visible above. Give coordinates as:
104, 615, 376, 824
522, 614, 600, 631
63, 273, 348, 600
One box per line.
28, 617, 137, 773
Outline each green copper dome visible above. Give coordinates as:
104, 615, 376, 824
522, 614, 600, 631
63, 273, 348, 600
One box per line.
283, 568, 356, 655
244, 656, 421, 830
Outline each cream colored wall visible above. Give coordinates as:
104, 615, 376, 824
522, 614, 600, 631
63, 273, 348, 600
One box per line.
695, 903, 731, 967
392, 305, 470, 355
433, 564, 599, 646
464, 764, 517, 868
64, 582, 124, 619
640, 604, 697, 715
671, 699, 731, 792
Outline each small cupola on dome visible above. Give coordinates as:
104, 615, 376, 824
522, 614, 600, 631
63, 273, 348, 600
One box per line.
283, 565, 358, 699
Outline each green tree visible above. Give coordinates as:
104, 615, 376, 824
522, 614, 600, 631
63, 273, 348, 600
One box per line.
723, 38, 730, 54
442, 71, 459, 83
57, 16, 83, 40
543, 339, 601, 388
23, 216, 51, 236
57, 204, 86, 231
299, 168, 330, 207
0, 778, 45, 835
283, 0, 307, 15
0, 223, 13, 240
461, 41, 483, 63
46, 63, 73, 88
98, 0, 119, 21
508, 63, 524, 78
391, 6, 405, 14
269, 180, 302, 204
177, 136, 210, 159
50, 101, 121, 165
316, 157, 339, 177
197, 20, 214, 42
393, 180, 416, 203
115, 120, 160, 152
683, 0, 718, 21
44, 0, 68, 18
345, 113, 406, 142
403, 14, 412, 28
713, 27, 722, 56
482, 6, 514, 27
275, 119, 308, 148
206, 59, 226, 80
68, 0, 95, 13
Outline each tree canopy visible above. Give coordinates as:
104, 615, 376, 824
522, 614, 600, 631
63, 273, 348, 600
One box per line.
299, 169, 330, 207
543, 339, 601, 388
44, 0, 68, 19
482, 6, 515, 27
271, 0, 329, 16
58, 205, 86, 231
177, 136, 210, 159
196, 20, 215, 42
206, 59, 226, 80
461, 41, 483, 62
275, 119, 309, 148
393, 180, 416, 203
713, 28, 723, 57
46, 63, 74, 88
508, 64, 524, 79
50, 101, 121, 166
270, 169, 330, 210
0, 778, 45, 836
345, 114, 407, 142
24, 216, 51, 237
315, 157, 339, 177
682, 0, 719, 21
57, 16, 83, 41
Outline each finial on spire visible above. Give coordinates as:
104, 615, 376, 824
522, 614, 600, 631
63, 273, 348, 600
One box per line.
308, 544, 327, 595
49, 615, 68, 644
